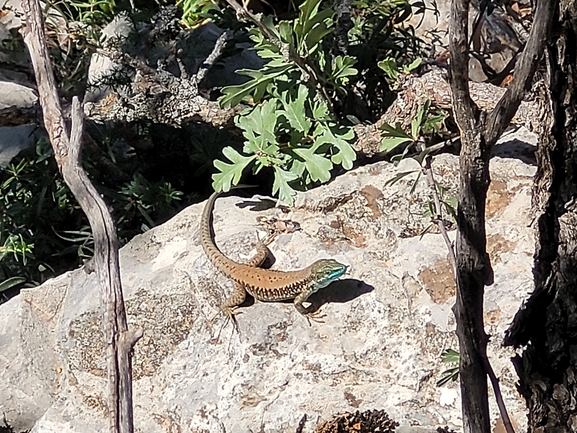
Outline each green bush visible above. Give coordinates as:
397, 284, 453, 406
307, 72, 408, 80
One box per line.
0, 138, 184, 291
214, 0, 424, 204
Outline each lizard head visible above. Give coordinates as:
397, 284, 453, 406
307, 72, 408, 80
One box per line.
309, 259, 347, 292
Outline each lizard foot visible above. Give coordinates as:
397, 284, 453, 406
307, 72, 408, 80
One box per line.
209, 306, 242, 332
222, 306, 242, 332
304, 309, 326, 325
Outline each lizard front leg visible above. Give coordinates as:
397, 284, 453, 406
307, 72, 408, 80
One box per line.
294, 290, 326, 324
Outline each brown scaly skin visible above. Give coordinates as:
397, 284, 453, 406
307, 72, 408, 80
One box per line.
201, 190, 347, 325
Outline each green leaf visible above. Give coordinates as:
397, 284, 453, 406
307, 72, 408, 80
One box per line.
384, 170, 418, 187
311, 99, 330, 121
411, 118, 420, 140
437, 367, 460, 387
403, 57, 422, 73
437, 348, 460, 386
302, 9, 334, 52
414, 100, 431, 133
380, 122, 411, 139
219, 65, 293, 107
316, 123, 356, 170
443, 197, 458, 221
441, 348, 460, 364
293, 145, 333, 182
279, 86, 312, 133
272, 166, 299, 204
377, 58, 399, 80
419, 223, 435, 240
380, 136, 413, 153
297, 0, 323, 35
212, 147, 256, 192
409, 170, 422, 194
0, 276, 25, 292
278, 20, 293, 43
332, 56, 358, 84
237, 101, 279, 151
261, 14, 281, 41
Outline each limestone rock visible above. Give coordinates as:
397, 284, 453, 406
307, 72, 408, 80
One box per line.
0, 137, 536, 432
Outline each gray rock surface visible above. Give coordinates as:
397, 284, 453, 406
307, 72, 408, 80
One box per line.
0, 124, 39, 168
0, 140, 536, 432
0, 1, 40, 167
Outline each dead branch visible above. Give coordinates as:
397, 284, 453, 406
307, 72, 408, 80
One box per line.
20, 1, 142, 433
484, 0, 555, 145
448, 0, 554, 432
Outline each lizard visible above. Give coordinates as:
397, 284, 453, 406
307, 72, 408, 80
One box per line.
201, 189, 347, 326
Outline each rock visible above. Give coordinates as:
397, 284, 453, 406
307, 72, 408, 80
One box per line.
0, 1, 41, 165
85, 13, 263, 127
0, 135, 536, 432
353, 68, 543, 158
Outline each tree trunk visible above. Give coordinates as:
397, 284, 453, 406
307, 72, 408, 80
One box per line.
505, 1, 577, 430
449, 0, 554, 431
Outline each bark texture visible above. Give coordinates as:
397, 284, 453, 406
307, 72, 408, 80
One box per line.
449, 0, 554, 431
505, 1, 577, 430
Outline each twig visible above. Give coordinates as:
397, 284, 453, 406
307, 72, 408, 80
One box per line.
426, 151, 514, 432
223, 0, 333, 111
197, 31, 230, 84
423, 154, 457, 280
483, 0, 555, 145
484, 357, 515, 433
295, 414, 307, 433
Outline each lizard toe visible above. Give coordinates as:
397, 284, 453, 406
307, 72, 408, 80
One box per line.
304, 309, 326, 325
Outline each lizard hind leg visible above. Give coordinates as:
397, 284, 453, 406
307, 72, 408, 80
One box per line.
294, 292, 326, 325
216, 232, 276, 331
245, 231, 274, 268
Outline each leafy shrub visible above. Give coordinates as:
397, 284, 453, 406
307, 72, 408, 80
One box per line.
0, 138, 183, 292
214, 0, 423, 204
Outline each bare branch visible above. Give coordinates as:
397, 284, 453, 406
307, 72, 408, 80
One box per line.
423, 155, 457, 279
21, 1, 141, 432
484, 0, 556, 145
449, 1, 492, 432
197, 31, 230, 84
449, 0, 479, 132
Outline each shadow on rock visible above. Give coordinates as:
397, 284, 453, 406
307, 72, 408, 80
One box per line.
492, 138, 536, 165
308, 279, 374, 310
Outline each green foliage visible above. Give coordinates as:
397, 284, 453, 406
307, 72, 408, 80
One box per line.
217, 0, 361, 203
180, 0, 221, 28
214, 0, 425, 203
46, 0, 118, 25
0, 138, 184, 291
219, 1, 359, 108
1, 139, 78, 286
0, 235, 34, 266
348, 0, 424, 114
424, 184, 458, 222
380, 100, 447, 160
437, 348, 460, 387
381, 100, 457, 228
216, 84, 355, 203
118, 173, 183, 231
0, 277, 26, 294
378, 57, 422, 83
